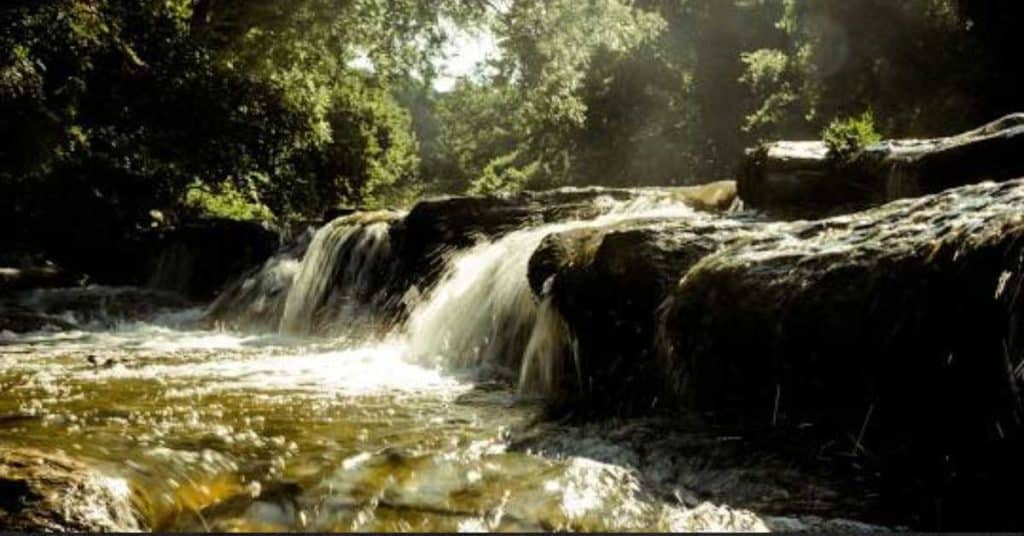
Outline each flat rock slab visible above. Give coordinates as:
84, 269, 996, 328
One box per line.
0, 266, 78, 295
739, 113, 1024, 217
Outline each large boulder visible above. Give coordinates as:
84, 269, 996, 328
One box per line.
667, 180, 1024, 529
526, 212, 764, 413
531, 178, 1024, 529
739, 113, 1024, 217
0, 448, 143, 532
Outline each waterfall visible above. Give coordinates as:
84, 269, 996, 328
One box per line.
204, 229, 312, 332
279, 213, 397, 335
403, 222, 559, 374
206, 190, 695, 401
403, 195, 695, 394
518, 294, 577, 396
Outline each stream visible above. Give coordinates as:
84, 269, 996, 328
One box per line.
0, 192, 885, 532
0, 304, 790, 532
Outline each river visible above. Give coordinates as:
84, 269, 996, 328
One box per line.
0, 192, 881, 532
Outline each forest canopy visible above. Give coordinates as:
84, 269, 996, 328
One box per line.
1, 0, 1019, 229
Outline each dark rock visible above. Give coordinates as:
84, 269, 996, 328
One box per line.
145, 218, 281, 300
13, 286, 193, 326
526, 211, 765, 413
657, 179, 1024, 529
0, 310, 78, 333
0, 448, 143, 532
739, 113, 1024, 217
738, 141, 838, 217
0, 265, 79, 295
386, 196, 536, 295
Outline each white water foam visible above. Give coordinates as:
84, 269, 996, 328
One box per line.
279, 215, 396, 335
403, 195, 696, 395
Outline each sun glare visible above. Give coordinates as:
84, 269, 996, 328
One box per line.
433, 26, 499, 92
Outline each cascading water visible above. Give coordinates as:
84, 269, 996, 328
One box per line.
278, 213, 397, 335
0, 188, 883, 532
205, 212, 399, 336
517, 294, 577, 397
147, 243, 198, 295
203, 229, 313, 332
403, 195, 697, 395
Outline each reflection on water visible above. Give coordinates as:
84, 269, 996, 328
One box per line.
0, 289, 882, 533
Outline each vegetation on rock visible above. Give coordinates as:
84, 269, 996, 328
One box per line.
821, 111, 882, 160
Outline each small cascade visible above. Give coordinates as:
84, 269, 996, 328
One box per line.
279, 213, 398, 335
403, 195, 696, 394
403, 223, 557, 374
203, 229, 313, 331
517, 294, 577, 397
205, 190, 696, 398
884, 159, 921, 200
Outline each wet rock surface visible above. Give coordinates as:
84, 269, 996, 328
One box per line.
532, 178, 1024, 529
510, 416, 880, 524
207, 184, 736, 334
659, 179, 1024, 529
9, 286, 194, 328
526, 213, 768, 413
0, 310, 78, 334
0, 448, 143, 532
740, 113, 1024, 217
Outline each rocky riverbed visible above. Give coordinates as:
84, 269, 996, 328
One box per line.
4, 116, 1024, 532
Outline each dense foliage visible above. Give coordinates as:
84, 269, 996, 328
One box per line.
416, 0, 1021, 194
2, 0, 1020, 237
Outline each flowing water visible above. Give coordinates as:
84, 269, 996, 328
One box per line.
0, 195, 877, 532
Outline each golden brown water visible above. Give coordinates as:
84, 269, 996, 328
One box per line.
0, 288, 886, 532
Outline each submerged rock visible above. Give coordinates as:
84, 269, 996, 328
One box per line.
0, 448, 143, 532
740, 113, 1024, 217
